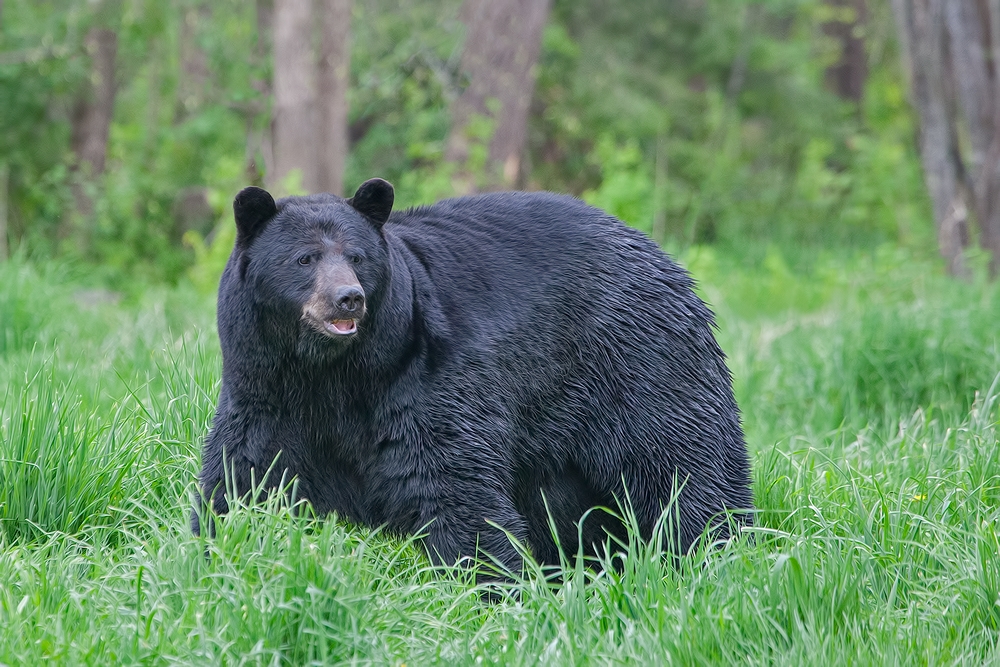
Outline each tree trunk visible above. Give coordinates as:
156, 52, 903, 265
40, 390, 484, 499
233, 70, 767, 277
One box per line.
0, 162, 8, 260
256, 0, 273, 63
178, 3, 212, 117
67, 24, 117, 228
71, 26, 117, 183
891, 0, 968, 276
987, 0, 1000, 275
945, 0, 1000, 276
249, 0, 274, 184
824, 0, 868, 102
316, 0, 351, 196
892, 0, 1000, 277
446, 0, 552, 192
272, 0, 318, 193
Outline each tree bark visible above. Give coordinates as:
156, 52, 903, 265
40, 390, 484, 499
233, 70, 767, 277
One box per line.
272, 0, 318, 193
316, 0, 351, 196
980, 0, 1000, 278
892, 0, 1000, 277
946, 0, 1000, 276
446, 0, 552, 191
256, 0, 274, 63
891, 0, 968, 276
67, 24, 117, 227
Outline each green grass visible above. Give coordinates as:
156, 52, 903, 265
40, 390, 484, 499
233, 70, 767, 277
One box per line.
1, 247, 999, 665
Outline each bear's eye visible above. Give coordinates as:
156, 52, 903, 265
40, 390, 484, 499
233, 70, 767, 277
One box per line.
297, 254, 314, 266
349, 254, 363, 265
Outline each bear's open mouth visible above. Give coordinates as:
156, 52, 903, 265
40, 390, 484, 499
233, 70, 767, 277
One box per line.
324, 319, 357, 335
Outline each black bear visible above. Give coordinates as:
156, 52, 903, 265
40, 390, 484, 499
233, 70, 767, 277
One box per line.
193, 178, 753, 573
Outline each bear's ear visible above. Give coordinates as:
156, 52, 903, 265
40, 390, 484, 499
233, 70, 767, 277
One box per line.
348, 178, 394, 229
233, 186, 277, 249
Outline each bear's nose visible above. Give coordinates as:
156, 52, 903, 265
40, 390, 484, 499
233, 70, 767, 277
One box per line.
336, 285, 365, 313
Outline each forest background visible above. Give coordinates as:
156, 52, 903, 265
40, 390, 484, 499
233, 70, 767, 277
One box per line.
2, 0, 1000, 664
0, 0, 954, 283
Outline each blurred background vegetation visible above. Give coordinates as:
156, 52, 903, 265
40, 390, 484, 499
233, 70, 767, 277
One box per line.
0, 0, 953, 287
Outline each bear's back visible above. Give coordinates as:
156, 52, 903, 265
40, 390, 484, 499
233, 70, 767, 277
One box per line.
384, 191, 706, 342
387, 192, 606, 291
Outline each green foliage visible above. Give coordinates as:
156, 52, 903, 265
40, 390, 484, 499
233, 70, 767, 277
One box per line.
533, 0, 931, 251
0, 3, 86, 250
183, 216, 234, 295
1, 0, 939, 280
0, 0, 263, 282
581, 136, 654, 233
347, 0, 464, 207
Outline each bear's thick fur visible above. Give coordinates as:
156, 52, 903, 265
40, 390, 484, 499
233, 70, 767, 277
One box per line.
193, 179, 753, 572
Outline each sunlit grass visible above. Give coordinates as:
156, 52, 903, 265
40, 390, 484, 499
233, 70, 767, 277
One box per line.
0, 249, 998, 665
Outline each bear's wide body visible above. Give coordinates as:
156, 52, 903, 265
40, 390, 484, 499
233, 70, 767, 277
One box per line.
195, 181, 752, 571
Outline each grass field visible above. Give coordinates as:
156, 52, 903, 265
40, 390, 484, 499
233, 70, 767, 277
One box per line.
1, 245, 999, 665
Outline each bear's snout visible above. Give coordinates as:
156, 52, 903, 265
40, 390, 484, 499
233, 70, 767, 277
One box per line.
336, 285, 365, 313
301, 261, 367, 339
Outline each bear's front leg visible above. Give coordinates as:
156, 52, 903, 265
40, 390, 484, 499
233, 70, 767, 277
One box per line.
371, 444, 528, 579
417, 486, 529, 581
192, 399, 287, 536
191, 448, 257, 537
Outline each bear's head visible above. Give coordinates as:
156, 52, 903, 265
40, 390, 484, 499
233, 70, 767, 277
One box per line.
230, 178, 394, 352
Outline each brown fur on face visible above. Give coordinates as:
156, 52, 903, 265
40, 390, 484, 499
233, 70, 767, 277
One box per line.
301, 255, 366, 337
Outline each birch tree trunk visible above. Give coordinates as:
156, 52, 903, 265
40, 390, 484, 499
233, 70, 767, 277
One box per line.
446, 0, 551, 191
